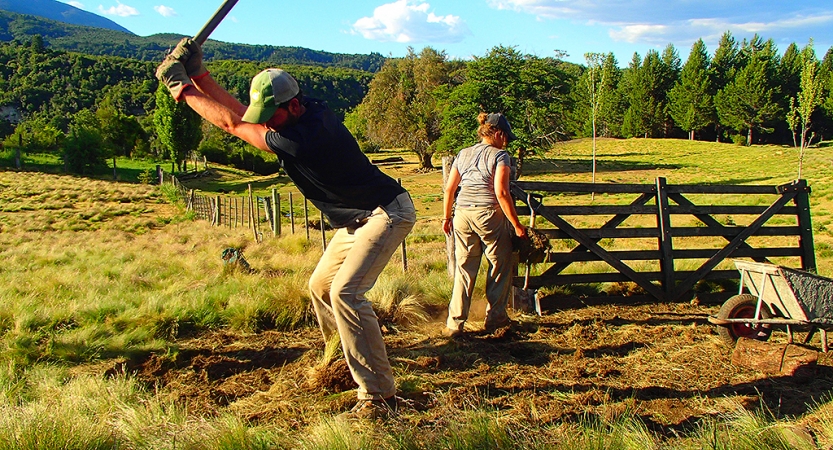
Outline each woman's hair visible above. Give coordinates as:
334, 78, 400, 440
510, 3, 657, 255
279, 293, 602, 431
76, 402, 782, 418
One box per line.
476, 112, 500, 139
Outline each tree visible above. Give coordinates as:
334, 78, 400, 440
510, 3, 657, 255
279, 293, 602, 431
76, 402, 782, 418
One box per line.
153, 85, 202, 171
710, 31, 741, 142
792, 43, 823, 179
3, 116, 63, 154
96, 96, 145, 158
714, 37, 780, 145
359, 47, 451, 169
438, 46, 572, 176
620, 52, 650, 138
572, 52, 622, 138
659, 44, 682, 136
779, 43, 803, 108
584, 53, 606, 185
62, 109, 107, 174
596, 53, 624, 137
669, 39, 714, 140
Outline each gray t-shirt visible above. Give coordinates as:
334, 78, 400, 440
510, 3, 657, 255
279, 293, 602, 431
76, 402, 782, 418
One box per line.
452, 143, 510, 208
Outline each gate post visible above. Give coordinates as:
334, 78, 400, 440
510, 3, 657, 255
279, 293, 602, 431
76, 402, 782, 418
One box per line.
656, 177, 674, 299
792, 179, 816, 272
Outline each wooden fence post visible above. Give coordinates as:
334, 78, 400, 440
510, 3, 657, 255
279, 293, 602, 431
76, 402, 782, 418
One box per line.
792, 179, 816, 272
655, 177, 675, 294
262, 196, 271, 236
156, 165, 163, 185
320, 211, 327, 251
214, 196, 221, 226
289, 192, 295, 234
255, 197, 262, 238
248, 184, 258, 242
273, 190, 281, 236
304, 198, 310, 241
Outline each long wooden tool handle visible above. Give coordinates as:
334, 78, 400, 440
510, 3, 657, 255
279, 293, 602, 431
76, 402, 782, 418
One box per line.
194, 0, 240, 45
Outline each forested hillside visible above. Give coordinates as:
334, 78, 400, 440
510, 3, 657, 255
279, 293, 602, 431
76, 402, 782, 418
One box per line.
0, 37, 375, 174
0, 37, 155, 129
0, 10, 386, 71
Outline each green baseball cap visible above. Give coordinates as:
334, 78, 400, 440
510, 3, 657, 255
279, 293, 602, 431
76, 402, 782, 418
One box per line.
242, 68, 300, 124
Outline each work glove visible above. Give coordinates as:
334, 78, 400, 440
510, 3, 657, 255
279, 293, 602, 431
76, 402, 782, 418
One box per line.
170, 37, 208, 79
155, 57, 193, 101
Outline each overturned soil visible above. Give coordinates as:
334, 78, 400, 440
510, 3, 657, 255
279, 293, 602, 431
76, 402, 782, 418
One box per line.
103, 297, 833, 436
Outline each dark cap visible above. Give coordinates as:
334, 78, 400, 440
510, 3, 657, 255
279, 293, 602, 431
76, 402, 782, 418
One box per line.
486, 113, 517, 142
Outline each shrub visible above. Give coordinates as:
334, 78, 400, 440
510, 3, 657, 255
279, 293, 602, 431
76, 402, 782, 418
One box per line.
731, 134, 747, 146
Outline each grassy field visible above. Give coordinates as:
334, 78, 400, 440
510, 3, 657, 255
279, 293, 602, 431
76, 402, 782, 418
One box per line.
2, 138, 833, 449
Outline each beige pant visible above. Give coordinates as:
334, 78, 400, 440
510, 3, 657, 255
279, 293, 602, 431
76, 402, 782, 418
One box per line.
446, 206, 513, 331
309, 192, 415, 400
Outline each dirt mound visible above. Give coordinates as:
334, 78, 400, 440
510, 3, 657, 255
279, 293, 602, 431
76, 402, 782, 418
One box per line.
93, 302, 833, 433
305, 359, 357, 393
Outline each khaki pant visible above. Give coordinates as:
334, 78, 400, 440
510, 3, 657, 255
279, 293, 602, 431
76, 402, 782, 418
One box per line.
309, 192, 415, 400
446, 206, 513, 331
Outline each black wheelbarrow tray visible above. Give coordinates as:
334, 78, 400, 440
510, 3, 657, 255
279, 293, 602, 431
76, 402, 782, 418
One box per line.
708, 260, 833, 352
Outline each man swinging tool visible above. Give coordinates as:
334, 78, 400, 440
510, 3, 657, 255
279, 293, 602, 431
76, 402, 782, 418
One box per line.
155, 5, 416, 421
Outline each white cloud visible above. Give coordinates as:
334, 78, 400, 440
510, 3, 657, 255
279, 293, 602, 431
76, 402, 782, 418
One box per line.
98, 2, 139, 17
352, 0, 470, 44
153, 5, 177, 17
492, 0, 833, 48
64, 1, 86, 9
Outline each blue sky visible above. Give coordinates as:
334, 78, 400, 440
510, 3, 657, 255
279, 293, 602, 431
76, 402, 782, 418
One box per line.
58, 0, 833, 65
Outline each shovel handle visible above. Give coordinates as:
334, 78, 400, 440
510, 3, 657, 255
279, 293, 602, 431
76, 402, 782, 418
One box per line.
194, 0, 240, 45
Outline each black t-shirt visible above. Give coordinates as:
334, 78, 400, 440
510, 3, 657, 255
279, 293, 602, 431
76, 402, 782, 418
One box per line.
265, 98, 405, 228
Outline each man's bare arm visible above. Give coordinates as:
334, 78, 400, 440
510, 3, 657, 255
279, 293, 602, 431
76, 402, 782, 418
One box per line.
191, 74, 248, 118
180, 87, 270, 152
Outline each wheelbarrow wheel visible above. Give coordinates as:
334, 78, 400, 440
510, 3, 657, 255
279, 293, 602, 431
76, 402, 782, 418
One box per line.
717, 293, 773, 346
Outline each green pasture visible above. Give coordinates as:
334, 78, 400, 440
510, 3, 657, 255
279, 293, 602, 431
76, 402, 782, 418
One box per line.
1, 137, 833, 449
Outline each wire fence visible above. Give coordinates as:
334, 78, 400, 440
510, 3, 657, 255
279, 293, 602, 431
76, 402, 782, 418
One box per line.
157, 165, 411, 271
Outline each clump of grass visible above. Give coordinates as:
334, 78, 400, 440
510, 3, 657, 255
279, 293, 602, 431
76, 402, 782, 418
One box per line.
366, 274, 429, 327
295, 417, 375, 450
554, 412, 661, 450
223, 273, 313, 332
437, 411, 516, 450
689, 406, 816, 450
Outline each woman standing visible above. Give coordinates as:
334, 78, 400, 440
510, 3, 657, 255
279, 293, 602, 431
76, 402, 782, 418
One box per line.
442, 112, 527, 337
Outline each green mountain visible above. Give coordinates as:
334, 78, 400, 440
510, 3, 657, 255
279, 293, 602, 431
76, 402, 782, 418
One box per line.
0, 0, 132, 33
0, 10, 386, 71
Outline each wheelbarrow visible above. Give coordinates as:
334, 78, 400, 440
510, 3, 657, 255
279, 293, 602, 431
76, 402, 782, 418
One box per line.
708, 260, 833, 352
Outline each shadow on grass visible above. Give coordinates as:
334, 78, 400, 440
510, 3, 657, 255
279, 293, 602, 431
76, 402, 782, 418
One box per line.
182, 171, 290, 195
521, 157, 684, 176
2, 154, 169, 184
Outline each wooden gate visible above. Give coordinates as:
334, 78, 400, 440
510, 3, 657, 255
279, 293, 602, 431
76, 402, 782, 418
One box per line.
510, 178, 815, 302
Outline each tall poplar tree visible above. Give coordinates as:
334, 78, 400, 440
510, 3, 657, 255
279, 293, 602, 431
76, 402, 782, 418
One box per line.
153, 85, 202, 171
669, 39, 713, 140
792, 43, 823, 178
